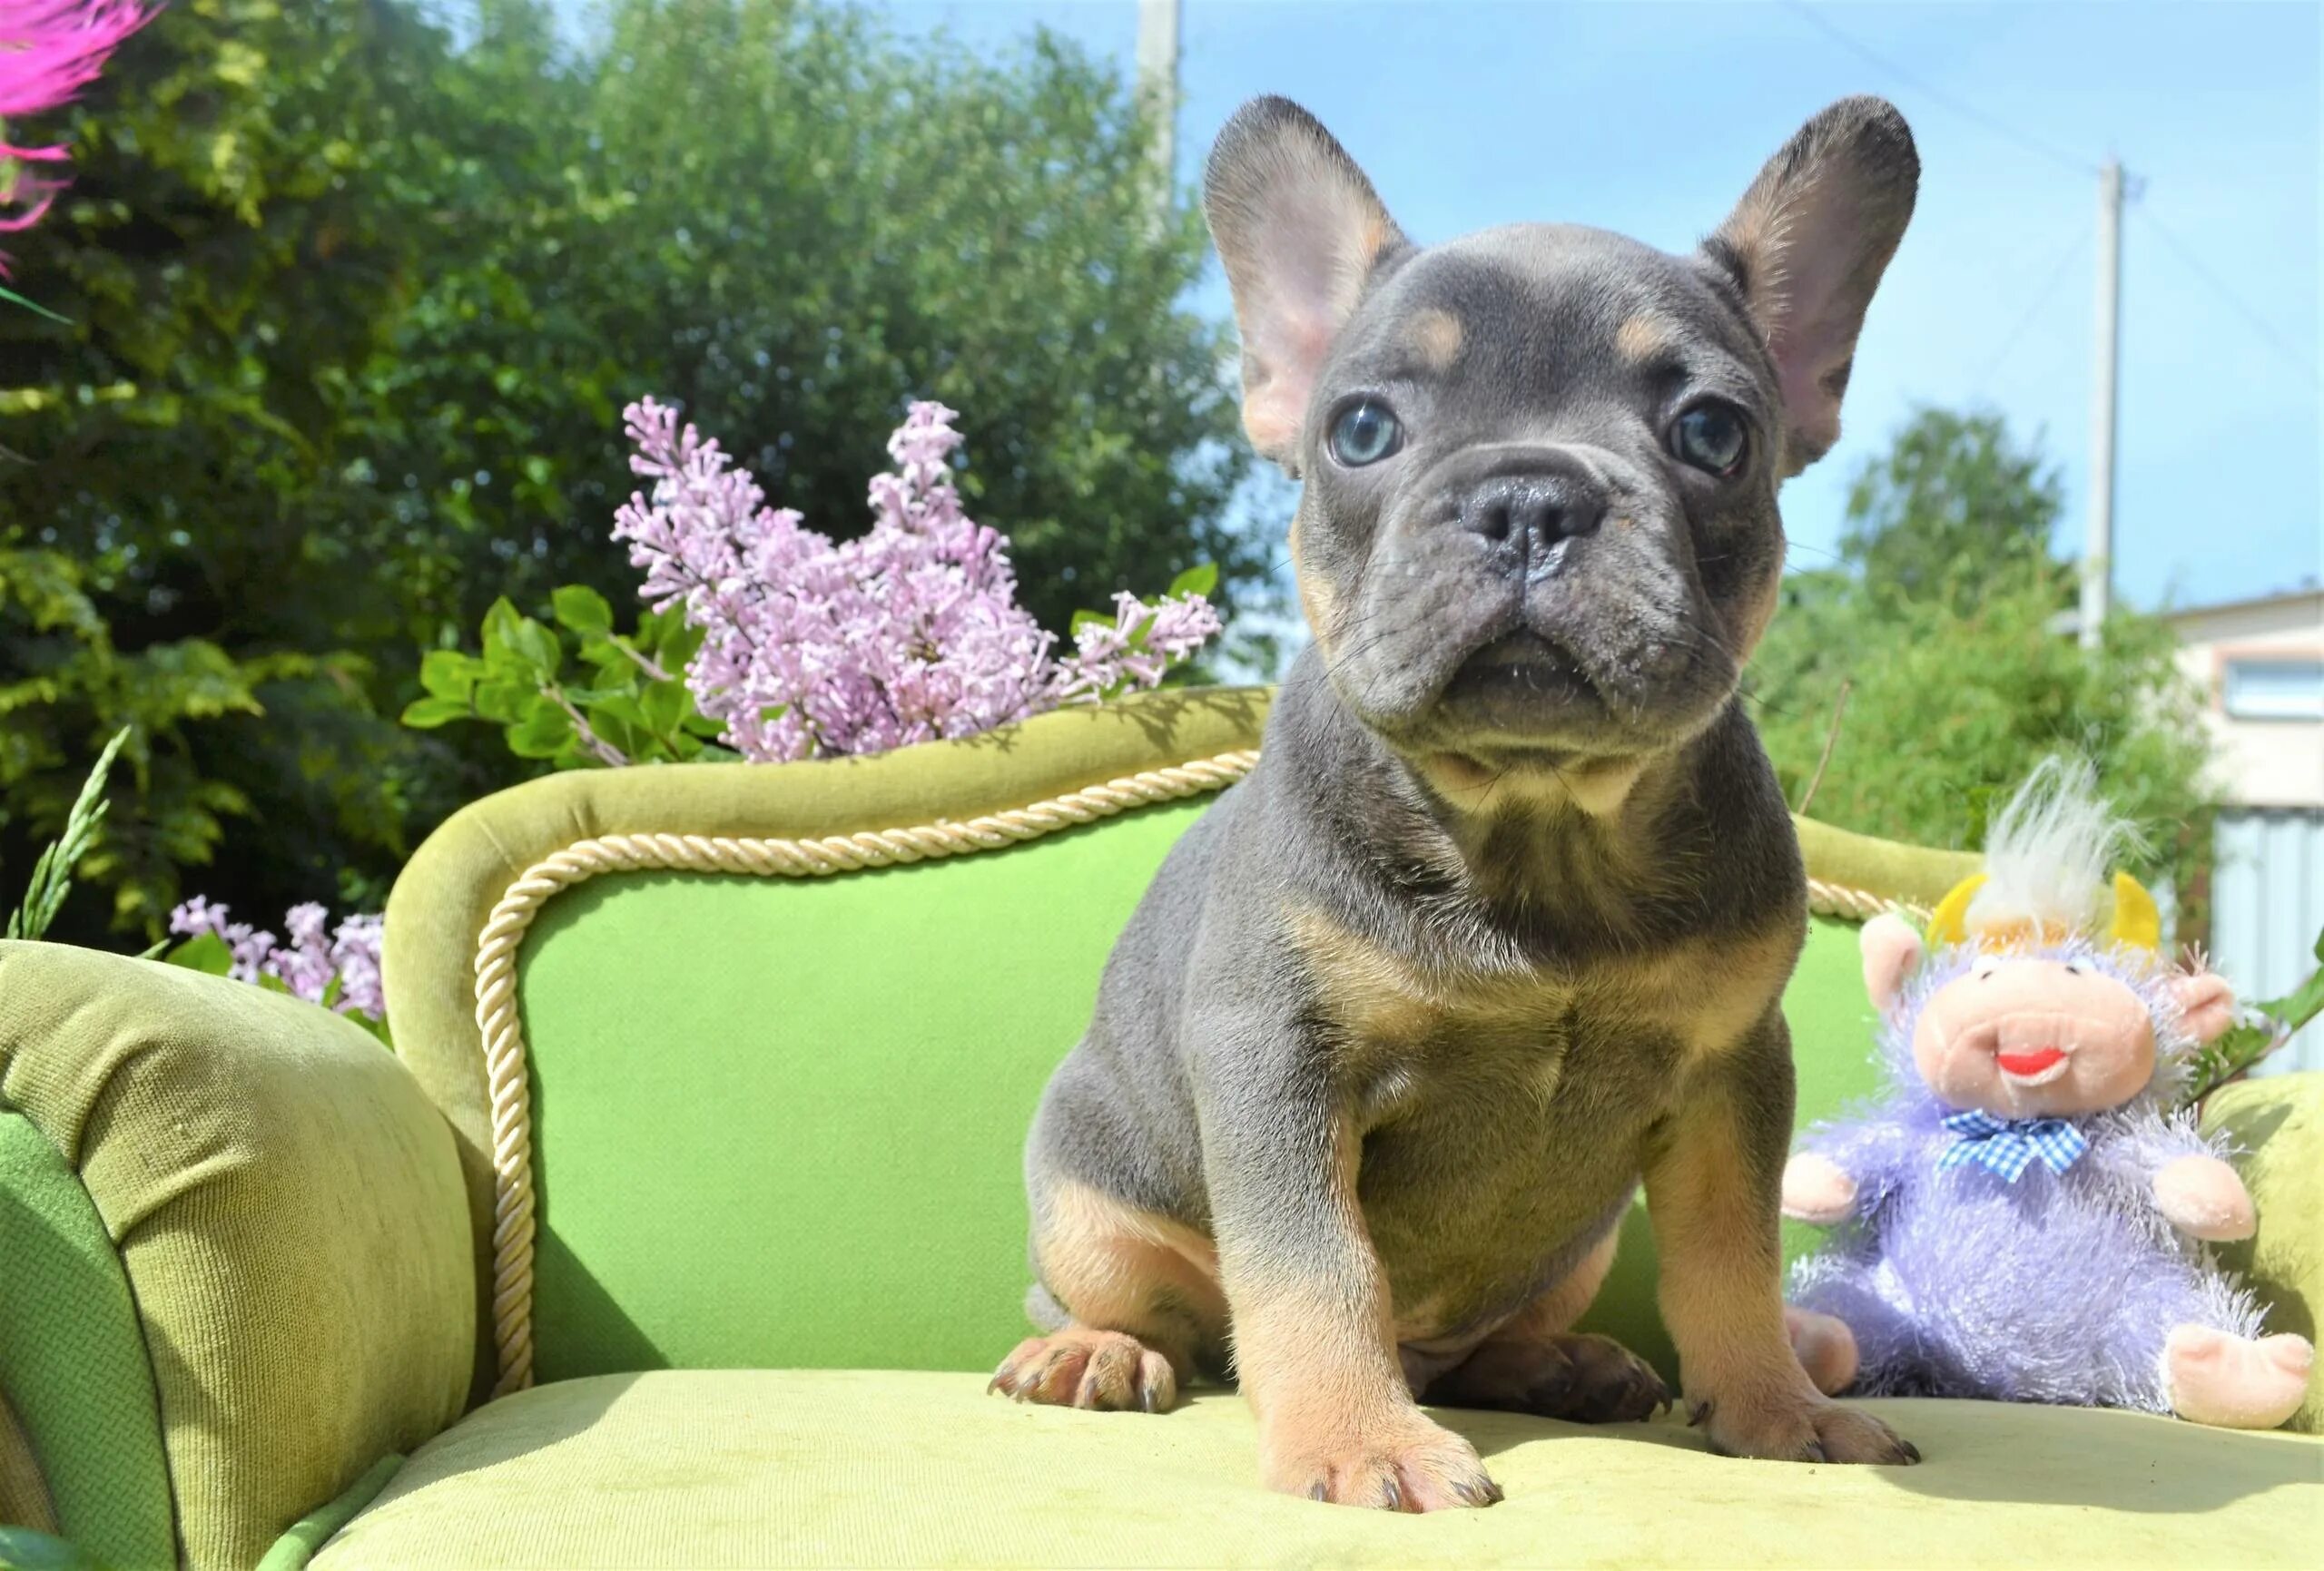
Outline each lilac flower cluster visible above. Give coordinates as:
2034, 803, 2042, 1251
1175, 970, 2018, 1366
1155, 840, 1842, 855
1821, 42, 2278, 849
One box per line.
612, 398, 1222, 761
1, 2, 154, 272
168, 898, 387, 1019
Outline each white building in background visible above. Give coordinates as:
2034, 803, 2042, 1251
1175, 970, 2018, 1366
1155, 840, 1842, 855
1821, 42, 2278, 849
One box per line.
2171, 586, 2324, 808
2166, 585, 2322, 1073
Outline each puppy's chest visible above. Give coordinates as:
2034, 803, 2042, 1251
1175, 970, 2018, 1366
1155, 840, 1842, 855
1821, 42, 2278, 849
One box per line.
1295, 912, 1795, 1116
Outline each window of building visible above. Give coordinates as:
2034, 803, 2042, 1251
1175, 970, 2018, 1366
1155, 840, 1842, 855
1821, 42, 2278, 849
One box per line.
2223, 656, 2324, 721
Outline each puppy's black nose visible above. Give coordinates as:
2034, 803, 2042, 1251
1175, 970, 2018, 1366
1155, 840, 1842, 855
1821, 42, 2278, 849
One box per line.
1459, 471, 1605, 565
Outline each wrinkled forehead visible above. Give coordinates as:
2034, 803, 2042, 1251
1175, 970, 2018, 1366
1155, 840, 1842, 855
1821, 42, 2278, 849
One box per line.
1333, 223, 1770, 407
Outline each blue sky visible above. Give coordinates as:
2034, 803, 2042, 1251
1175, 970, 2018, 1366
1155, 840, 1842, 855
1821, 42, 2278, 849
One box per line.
544, 0, 2319, 618
865, 0, 2320, 619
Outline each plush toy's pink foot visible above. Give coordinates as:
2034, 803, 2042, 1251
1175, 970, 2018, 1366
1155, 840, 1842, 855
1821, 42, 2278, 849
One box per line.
2164, 1326, 2313, 1429
1786, 1305, 1859, 1396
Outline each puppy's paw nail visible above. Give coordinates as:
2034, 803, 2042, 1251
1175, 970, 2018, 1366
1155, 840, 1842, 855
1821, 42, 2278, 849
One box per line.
1265, 1417, 1496, 1511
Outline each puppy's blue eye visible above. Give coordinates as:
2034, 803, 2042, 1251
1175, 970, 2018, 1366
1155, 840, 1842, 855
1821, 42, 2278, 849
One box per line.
1671, 402, 1748, 476
1328, 398, 1403, 467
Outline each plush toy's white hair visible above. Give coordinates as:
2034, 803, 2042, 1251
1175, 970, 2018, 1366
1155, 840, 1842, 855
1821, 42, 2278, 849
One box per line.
1965, 756, 2142, 936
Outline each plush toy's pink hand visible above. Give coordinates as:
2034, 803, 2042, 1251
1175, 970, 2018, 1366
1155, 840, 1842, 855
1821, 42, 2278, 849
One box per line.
1782, 1152, 1859, 1224
2153, 1154, 2257, 1241
2169, 970, 2238, 1045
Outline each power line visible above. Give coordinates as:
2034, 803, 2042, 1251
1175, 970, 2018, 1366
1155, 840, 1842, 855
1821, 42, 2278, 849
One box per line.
1779, 0, 2100, 179
2134, 205, 2321, 391
1972, 219, 2092, 394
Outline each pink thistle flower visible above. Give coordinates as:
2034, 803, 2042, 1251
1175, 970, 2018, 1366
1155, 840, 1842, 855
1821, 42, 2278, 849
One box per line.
0, 1, 155, 270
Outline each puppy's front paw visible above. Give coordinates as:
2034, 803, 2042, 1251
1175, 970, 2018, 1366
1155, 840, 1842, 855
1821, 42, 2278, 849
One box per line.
1695, 1390, 1917, 1466
989, 1328, 1177, 1412
1263, 1410, 1501, 1511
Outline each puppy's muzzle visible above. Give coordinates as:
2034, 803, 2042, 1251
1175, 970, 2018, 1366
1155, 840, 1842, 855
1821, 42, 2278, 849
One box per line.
1450, 452, 1608, 581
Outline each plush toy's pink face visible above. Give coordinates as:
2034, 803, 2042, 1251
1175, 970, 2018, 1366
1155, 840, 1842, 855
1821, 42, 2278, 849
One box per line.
1910, 954, 2158, 1116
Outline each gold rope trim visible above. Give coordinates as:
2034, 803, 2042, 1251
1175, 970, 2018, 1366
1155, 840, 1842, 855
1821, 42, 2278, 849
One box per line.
1807, 877, 1929, 925
470, 748, 1262, 1396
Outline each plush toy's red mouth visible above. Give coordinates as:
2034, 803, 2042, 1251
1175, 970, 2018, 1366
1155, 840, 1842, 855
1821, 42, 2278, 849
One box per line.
1996, 1046, 2068, 1077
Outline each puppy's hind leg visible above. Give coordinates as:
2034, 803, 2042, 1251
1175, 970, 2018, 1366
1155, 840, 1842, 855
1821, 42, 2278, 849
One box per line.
990, 1178, 1226, 1414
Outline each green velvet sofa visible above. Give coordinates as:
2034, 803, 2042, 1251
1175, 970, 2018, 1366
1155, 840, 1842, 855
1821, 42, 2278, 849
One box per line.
2, 688, 2317, 1569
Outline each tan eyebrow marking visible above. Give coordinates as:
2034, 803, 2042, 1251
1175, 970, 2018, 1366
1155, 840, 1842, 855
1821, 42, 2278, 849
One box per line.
1404, 308, 1464, 373
1615, 314, 1680, 363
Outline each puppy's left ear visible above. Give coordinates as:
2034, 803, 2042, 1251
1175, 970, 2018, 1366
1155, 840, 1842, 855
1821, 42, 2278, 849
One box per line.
1205, 97, 1407, 470
1704, 97, 1918, 476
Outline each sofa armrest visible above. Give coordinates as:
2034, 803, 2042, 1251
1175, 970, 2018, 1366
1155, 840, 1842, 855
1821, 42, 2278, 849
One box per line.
2203, 1071, 2323, 1433
0, 940, 474, 1569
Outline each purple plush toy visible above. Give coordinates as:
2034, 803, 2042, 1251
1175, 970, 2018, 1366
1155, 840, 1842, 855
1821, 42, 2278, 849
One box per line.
1780, 764, 2314, 1430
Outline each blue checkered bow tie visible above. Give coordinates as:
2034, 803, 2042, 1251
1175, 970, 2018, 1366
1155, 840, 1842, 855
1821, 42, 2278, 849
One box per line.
1936, 1110, 2090, 1182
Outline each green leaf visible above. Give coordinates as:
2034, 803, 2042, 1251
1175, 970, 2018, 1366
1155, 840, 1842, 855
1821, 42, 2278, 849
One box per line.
1167, 562, 1218, 599
641, 680, 687, 736
481, 596, 523, 652
165, 932, 236, 976
507, 616, 563, 681
0, 285, 73, 325
419, 648, 484, 699
551, 584, 614, 634
5, 726, 129, 941
1069, 608, 1112, 635
504, 701, 575, 759
588, 693, 648, 731
347, 1011, 395, 1048
399, 695, 472, 729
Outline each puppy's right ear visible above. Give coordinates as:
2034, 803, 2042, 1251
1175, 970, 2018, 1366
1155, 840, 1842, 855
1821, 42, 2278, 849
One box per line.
1205, 97, 1405, 469
1704, 97, 1918, 477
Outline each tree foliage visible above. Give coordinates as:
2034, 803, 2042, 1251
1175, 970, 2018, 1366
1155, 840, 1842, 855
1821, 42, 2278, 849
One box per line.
1, 0, 1257, 944
1837, 407, 2063, 614
1753, 407, 2214, 893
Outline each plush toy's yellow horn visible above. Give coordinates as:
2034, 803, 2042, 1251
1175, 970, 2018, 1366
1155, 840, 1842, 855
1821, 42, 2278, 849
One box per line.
2109, 870, 2162, 952
1926, 873, 1986, 948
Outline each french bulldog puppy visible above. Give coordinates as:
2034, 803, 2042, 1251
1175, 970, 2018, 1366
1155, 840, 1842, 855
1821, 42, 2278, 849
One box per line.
991, 94, 1923, 1510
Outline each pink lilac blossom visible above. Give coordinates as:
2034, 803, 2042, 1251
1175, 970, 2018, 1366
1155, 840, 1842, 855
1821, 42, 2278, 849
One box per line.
612, 398, 1221, 762
0, 1, 155, 270
168, 897, 387, 1019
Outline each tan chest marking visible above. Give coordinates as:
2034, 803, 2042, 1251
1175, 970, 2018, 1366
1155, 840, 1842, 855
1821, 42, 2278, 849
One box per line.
1290, 907, 1798, 1065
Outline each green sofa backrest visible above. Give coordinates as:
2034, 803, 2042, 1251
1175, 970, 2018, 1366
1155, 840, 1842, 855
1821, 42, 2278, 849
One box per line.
383, 688, 1980, 1396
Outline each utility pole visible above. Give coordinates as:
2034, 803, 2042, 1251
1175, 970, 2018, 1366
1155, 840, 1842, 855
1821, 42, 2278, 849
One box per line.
2082, 156, 2124, 650
1136, 0, 1182, 203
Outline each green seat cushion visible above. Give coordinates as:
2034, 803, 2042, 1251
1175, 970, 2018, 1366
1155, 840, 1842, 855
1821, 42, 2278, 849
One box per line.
308, 1369, 2323, 1570
517, 799, 1216, 1378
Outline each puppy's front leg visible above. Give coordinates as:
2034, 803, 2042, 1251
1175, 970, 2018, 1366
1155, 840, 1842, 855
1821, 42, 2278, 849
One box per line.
1199, 1022, 1500, 1511
1645, 1009, 1918, 1465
